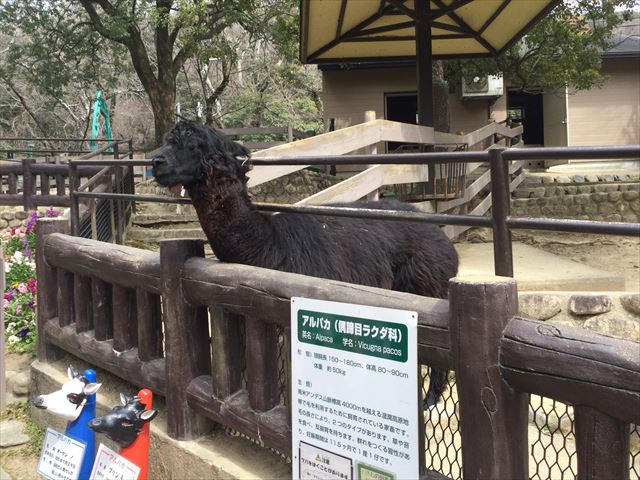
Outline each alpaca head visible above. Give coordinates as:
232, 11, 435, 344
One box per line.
152, 120, 251, 189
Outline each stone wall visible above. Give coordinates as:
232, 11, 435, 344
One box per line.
0, 206, 60, 230
512, 174, 640, 222
519, 292, 639, 339
250, 169, 341, 204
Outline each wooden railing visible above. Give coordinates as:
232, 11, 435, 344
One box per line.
0, 159, 103, 210
36, 221, 639, 479
220, 126, 313, 151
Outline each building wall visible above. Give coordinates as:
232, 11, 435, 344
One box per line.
567, 58, 640, 146
322, 67, 503, 135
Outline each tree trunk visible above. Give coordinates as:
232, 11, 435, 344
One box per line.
150, 86, 177, 146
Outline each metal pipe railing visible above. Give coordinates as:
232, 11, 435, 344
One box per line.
68, 144, 640, 276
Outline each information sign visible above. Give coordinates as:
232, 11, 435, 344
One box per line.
90, 443, 141, 480
37, 428, 86, 480
291, 298, 418, 480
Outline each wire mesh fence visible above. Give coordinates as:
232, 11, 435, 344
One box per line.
420, 370, 639, 480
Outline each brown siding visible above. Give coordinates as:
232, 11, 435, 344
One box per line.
567, 58, 640, 146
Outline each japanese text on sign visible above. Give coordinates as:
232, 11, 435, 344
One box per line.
90, 443, 140, 480
292, 298, 418, 480
37, 428, 86, 480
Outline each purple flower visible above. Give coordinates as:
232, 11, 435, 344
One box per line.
17, 328, 29, 338
26, 211, 38, 231
45, 207, 59, 218
28, 300, 35, 309
4, 292, 13, 300
24, 247, 33, 258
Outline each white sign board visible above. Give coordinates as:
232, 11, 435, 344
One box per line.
37, 428, 86, 480
291, 298, 419, 480
90, 443, 141, 480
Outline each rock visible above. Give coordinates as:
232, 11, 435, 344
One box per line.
525, 176, 543, 184
620, 294, 640, 316
9, 370, 30, 396
585, 175, 600, 183
622, 190, 639, 201
564, 186, 577, 195
14, 211, 28, 220
0, 420, 29, 448
555, 176, 571, 184
583, 315, 640, 340
0, 212, 13, 221
578, 185, 592, 194
569, 295, 612, 315
514, 189, 531, 199
519, 294, 562, 320
541, 176, 554, 184
571, 175, 585, 183
531, 187, 546, 198
608, 191, 622, 202
600, 175, 615, 183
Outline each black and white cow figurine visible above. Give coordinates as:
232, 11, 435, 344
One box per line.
88, 393, 158, 448
32, 365, 102, 421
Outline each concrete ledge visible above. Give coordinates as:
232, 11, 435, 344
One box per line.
30, 359, 291, 480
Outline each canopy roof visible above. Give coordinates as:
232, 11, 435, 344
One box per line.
300, 0, 561, 63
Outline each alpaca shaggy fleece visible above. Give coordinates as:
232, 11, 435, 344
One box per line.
152, 120, 459, 406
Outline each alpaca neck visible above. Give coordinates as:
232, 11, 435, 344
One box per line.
186, 177, 275, 265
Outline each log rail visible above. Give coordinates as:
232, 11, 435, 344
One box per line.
36, 219, 640, 479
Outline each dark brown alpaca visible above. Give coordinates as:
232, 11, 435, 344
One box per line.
152, 120, 458, 406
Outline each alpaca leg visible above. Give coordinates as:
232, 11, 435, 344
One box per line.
424, 368, 448, 408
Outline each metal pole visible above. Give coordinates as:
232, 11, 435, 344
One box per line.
414, 2, 432, 472
69, 162, 80, 236
489, 148, 513, 276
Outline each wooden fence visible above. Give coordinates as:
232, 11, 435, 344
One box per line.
36, 219, 639, 479
220, 126, 313, 151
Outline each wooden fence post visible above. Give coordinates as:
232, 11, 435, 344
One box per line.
92, 278, 113, 341
23, 158, 35, 211
575, 406, 630, 480
245, 318, 279, 412
450, 275, 527, 479
137, 290, 163, 361
36, 218, 68, 361
161, 239, 211, 439
209, 307, 243, 399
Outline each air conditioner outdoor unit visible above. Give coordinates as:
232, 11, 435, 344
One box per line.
461, 75, 504, 98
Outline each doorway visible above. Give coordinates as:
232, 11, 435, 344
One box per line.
385, 92, 418, 152
507, 90, 544, 146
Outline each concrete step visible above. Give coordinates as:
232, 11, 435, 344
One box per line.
132, 213, 200, 227
127, 225, 206, 243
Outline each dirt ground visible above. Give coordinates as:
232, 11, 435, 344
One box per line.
513, 230, 640, 292
462, 228, 640, 292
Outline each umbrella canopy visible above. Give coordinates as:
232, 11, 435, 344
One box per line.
300, 0, 561, 63
300, 0, 560, 127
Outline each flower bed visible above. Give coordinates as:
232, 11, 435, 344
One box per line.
2, 207, 59, 353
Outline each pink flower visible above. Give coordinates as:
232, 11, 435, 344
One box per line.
2, 299, 8, 309
17, 283, 28, 294
15, 305, 22, 313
